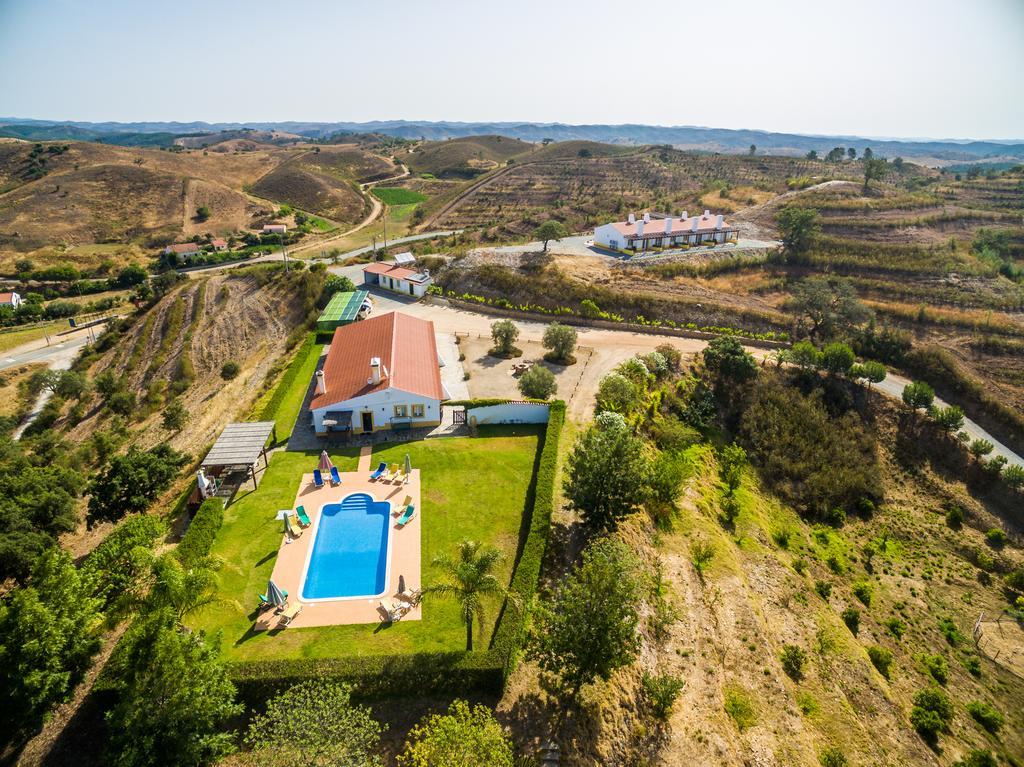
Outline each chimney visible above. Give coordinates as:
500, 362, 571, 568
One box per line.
664, 217, 673, 233
315, 370, 326, 395
703, 209, 710, 217
627, 212, 635, 224
691, 217, 699, 232
716, 215, 724, 229
643, 211, 651, 223
636, 219, 645, 237
369, 357, 382, 385
681, 210, 688, 221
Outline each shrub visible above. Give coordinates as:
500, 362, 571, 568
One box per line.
176, 499, 224, 567
780, 644, 806, 681
962, 654, 982, 677
868, 645, 893, 679
966, 700, 1003, 734
517, 365, 557, 400
819, 747, 848, 767
985, 528, 1007, 548
81, 515, 164, 613
884, 617, 906, 640
852, 581, 872, 607
920, 653, 948, 685
815, 581, 832, 599
938, 617, 965, 646
841, 607, 860, 634
953, 751, 997, 767
108, 389, 137, 416
946, 505, 964, 529
220, 361, 240, 380
723, 687, 756, 730
641, 672, 685, 721
690, 539, 715, 578
910, 687, 952, 742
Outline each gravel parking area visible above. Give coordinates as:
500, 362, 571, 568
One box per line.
459, 336, 592, 403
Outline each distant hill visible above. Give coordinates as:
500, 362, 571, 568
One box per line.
3, 118, 1022, 164
398, 135, 534, 178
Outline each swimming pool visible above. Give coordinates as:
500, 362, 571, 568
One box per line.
300, 493, 391, 600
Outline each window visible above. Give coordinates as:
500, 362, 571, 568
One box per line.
412, 403, 425, 418
393, 405, 408, 418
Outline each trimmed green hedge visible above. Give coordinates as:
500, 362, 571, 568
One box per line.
257, 331, 319, 437
492, 399, 564, 681
227, 402, 565, 702
176, 499, 224, 566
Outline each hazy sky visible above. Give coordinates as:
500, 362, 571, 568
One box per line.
1, 0, 1022, 140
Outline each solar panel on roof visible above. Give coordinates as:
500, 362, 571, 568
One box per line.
317, 291, 369, 331
392, 252, 415, 265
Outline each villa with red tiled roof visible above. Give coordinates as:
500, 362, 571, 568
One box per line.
0, 291, 22, 308
309, 311, 449, 435
362, 252, 433, 297
594, 210, 739, 252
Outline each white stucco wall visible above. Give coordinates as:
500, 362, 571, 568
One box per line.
311, 387, 441, 433
467, 402, 550, 425
593, 223, 622, 249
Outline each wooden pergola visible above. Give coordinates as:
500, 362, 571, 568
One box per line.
201, 421, 277, 491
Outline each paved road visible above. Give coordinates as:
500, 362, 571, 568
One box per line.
330, 263, 1023, 468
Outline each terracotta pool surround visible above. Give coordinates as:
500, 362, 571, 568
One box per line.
258, 459, 422, 630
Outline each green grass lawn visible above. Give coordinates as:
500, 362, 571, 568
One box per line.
189, 425, 541, 662
371, 187, 427, 205
0, 320, 70, 353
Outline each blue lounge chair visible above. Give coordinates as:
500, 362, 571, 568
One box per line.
330, 466, 341, 486
369, 461, 387, 480
313, 469, 324, 488
396, 504, 416, 527
295, 506, 311, 526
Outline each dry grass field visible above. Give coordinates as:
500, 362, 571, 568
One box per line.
397, 135, 534, 178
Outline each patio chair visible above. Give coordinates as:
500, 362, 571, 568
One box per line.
398, 587, 422, 606
369, 461, 387, 480
330, 466, 342, 486
286, 514, 303, 538
384, 463, 399, 482
379, 598, 408, 623
394, 466, 408, 483
279, 602, 303, 626
396, 504, 416, 527
295, 506, 311, 526
313, 469, 325, 488
393, 495, 413, 516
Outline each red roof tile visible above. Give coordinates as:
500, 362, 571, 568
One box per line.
0, 292, 16, 303
168, 242, 200, 253
363, 263, 425, 281
610, 212, 736, 238
311, 312, 445, 410
211, 238, 228, 247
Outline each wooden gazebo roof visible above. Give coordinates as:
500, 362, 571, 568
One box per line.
202, 421, 276, 469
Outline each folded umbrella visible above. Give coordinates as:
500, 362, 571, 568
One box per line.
267, 580, 287, 608
318, 450, 334, 473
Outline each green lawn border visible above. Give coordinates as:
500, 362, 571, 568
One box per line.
176, 499, 224, 566
255, 332, 321, 443
226, 400, 565, 704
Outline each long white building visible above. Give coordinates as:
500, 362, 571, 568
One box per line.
594, 210, 739, 253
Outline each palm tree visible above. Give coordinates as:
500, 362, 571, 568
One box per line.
425, 540, 518, 651
148, 554, 225, 624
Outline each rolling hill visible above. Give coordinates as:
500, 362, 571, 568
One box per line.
398, 135, 534, 178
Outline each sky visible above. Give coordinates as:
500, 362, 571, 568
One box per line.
1, 0, 1022, 141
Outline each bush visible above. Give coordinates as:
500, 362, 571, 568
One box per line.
946, 506, 964, 529
920, 653, 948, 685
107, 389, 137, 416
819, 747, 848, 767
641, 672, 685, 721
814, 580, 832, 599
910, 687, 952, 742
965, 700, 1003, 736
938, 617, 965, 646
885, 617, 905, 639
723, 686, 756, 730
985, 528, 1007, 548
517, 365, 557, 400
954, 751, 998, 767
867, 645, 893, 678
780, 644, 806, 681
221, 361, 240, 380
177, 499, 224, 567
852, 581, 872, 607
841, 607, 860, 634
81, 515, 164, 612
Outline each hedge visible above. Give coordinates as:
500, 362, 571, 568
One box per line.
227, 401, 566, 703
257, 331, 319, 438
176, 499, 224, 567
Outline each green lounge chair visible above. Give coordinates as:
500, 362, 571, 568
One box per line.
258, 589, 288, 609
396, 504, 416, 527
295, 506, 311, 526
393, 495, 412, 516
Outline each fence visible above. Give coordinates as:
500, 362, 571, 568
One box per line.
467, 402, 550, 425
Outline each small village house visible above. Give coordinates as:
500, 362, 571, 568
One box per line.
211, 238, 229, 252
262, 223, 287, 235
0, 291, 23, 309
309, 311, 449, 436
163, 242, 201, 259
593, 210, 739, 252
362, 253, 433, 298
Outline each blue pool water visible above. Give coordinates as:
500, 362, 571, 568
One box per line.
301, 493, 390, 600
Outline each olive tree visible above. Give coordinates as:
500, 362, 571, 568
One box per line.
542, 322, 577, 363
775, 206, 820, 261
518, 364, 557, 400
489, 319, 520, 357
534, 220, 568, 253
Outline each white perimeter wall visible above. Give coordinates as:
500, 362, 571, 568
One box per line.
467, 402, 550, 425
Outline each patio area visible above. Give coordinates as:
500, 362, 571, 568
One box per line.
257, 447, 422, 630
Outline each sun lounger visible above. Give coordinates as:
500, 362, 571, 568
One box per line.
393, 495, 413, 516
330, 466, 341, 486
279, 602, 302, 626
286, 515, 302, 538
295, 506, 311, 526
398, 587, 421, 605
313, 469, 325, 488
394, 467, 408, 483
385, 463, 400, 482
379, 598, 408, 623
396, 504, 416, 527
369, 461, 387, 480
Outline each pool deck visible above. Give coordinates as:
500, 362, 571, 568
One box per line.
257, 447, 422, 630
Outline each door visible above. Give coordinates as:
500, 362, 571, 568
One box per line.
361, 412, 373, 432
